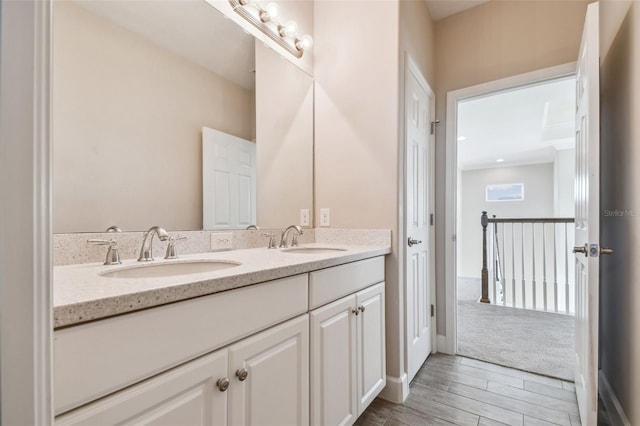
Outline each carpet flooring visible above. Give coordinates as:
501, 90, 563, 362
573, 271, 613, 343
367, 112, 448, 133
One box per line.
457, 277, 575, 381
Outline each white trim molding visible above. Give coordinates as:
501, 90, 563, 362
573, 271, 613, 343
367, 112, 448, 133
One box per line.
0, 0, 53, 423
599, 371, 631, 426
436, 334, 449, 354
378, 374, 409, 404
444, 62, 576, 354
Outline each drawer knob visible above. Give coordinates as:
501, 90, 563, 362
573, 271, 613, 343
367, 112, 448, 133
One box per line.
216, 377, 230, 392
236, 368, 249, 381
358, 305, 365, 313
352, 308, 359, 316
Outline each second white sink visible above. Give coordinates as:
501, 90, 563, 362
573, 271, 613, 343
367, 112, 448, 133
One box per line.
101, 260, 241, 279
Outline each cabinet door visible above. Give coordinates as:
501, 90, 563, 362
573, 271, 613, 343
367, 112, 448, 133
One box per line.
355, 282, 386, 415
228, 314, 309, 426
310, 295, 357, 426
55, 350, 228, 426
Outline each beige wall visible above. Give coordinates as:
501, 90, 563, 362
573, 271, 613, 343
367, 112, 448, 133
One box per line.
433, 0, 589, 334
53, 1, 254, 233
399, 0, 435, 85
314, 0, 401, 378
599, 0, 640, 422
314, 0, 436, 392
255, 42, 314, 228
459, 163, 554, 278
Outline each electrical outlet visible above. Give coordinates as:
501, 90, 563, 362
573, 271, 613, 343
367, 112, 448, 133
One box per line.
300, 209, 310, 227
210, 232, 233, 250
320, 208, 330, 227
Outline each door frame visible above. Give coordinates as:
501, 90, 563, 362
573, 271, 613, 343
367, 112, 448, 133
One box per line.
442, 62, 577, 354
0, 0, 53, 423
401, 54, 437, 369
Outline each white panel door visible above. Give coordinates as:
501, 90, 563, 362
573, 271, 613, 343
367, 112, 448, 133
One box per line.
310, 295, 357, 426
202, 127, 256, 229
405, 57, 435, 382
228, 315, 309, 426
574, 3, 600, 425
355, 283, 386, 415
55, 350, 228, 426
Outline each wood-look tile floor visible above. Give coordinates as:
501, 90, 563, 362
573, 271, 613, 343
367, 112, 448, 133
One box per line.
356, 354, 581, 426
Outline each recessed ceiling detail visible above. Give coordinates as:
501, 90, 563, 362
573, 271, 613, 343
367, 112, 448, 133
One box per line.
457, 77, 576, 170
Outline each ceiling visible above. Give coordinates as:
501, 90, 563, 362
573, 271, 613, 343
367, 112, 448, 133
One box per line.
73, 0, 256, 90
457, 77, 576, 171
425, 0, 491, 21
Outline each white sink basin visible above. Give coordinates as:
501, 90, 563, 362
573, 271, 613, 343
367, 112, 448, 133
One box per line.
101, 260, 241, 279
282, 247, 347, 254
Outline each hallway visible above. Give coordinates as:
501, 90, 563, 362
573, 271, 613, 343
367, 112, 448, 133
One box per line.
357, 354, 580, 426
457, 277, 575, 381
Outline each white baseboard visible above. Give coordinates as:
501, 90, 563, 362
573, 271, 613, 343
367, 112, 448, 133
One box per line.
599, 370, 631, 426
378, 373, 408, 403
437, 334, 452, 354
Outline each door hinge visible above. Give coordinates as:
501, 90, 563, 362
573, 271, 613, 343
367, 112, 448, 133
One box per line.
430, 213, 434, 226
430, 120, 440, 135
430, 304, 435, 318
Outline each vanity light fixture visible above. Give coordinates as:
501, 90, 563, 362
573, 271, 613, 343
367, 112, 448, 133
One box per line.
230, 0, 312, 58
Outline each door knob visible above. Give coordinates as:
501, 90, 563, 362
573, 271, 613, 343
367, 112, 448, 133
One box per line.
235, 368, 248, 381
216, 377, 230, 392
351, 308, 359, 316
408, 237, 423, 247
600, 247, 614, 255
358, 305, 365, 313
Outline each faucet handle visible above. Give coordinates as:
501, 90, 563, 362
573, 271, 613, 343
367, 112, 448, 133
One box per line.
262, 233, 278, 249
87, 239, 121, 265
165, 236, 187, 259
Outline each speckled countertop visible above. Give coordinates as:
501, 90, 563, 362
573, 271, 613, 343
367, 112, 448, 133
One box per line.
54, 243, 390, 328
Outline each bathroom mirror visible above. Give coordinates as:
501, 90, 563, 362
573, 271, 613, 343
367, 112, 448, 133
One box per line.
52, 0, 313, 233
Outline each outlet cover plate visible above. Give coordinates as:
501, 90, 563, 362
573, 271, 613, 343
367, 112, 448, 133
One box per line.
300, 209, 310, 227
211, 232, 233, 250
320, 208, 330, 227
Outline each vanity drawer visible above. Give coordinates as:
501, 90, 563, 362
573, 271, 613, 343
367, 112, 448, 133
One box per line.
54, 274, 308, 415
309, 256, 385, 309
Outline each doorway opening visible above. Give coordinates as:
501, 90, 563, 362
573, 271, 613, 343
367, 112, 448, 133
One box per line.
448, 69, 577, 381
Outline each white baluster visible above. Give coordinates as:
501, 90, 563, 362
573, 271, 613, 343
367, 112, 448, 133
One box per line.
521, 223, 525, 309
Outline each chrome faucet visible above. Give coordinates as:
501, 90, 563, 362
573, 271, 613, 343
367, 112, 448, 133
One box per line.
138, 226, 169, 262
279, 225, 303, 248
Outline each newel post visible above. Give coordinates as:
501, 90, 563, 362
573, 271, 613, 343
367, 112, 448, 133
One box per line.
480, 211, 490, 303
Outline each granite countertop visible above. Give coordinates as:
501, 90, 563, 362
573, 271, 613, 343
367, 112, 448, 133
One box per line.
54, 243, 391, 328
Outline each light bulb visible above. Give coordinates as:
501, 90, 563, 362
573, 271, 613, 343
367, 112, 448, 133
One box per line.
278, 20, 298, 37
264, 2, 279, 18
295, 34, 313, 51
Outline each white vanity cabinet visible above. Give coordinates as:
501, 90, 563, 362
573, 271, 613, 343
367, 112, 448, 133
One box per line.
56, 349, 229, 426
56, 315, 309, 426
54, 255, 386, 426
227, 314, 309, 425
309, 258, 386, 426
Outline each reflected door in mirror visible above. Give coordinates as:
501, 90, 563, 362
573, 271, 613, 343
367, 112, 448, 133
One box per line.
203, 127, 256, 229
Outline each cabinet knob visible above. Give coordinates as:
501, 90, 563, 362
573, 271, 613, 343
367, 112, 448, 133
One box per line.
351, 308, 359, 316
216, 377, 230, 392
236, 368, 249, 381
358, 305, 365, 313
